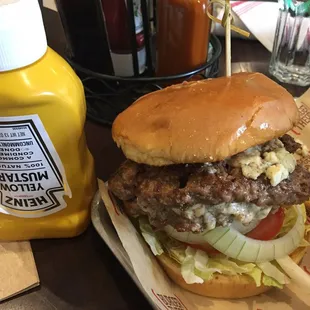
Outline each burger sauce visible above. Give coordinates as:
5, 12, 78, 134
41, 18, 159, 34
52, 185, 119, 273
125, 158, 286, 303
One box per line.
156, 0, 212, 76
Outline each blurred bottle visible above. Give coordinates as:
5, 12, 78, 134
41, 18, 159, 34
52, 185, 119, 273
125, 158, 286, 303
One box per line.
156, 0, 212, 76
101, 0, 146, 77
55, 0, 114, 74
269, 0, 310, 86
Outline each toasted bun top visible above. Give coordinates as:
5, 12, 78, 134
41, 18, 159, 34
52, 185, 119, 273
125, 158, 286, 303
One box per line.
112, 72, 299, 166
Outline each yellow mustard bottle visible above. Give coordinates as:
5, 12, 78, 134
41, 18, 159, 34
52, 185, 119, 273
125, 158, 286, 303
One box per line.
0, 0, 97, 240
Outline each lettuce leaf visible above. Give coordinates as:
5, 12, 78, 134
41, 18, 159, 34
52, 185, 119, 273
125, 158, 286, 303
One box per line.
138, 213, 306, 288
278, 206, 299, 237
208, 259, 256, 275
247, 267, 262, 287
278, 204, 310, 242
139, 218, 164, 256
181, 248, 204, 284
262, 275, 283, 289
176, 245, 222, 284
193, 249, 221, 281
257, 261, 289, 285
178, 249, 265, 285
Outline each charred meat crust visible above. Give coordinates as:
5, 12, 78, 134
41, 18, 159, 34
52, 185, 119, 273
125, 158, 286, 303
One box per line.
108, 135, 310, 232
109, 134, 308, 207
279, 134, 301, 153
109, 161, 310, 208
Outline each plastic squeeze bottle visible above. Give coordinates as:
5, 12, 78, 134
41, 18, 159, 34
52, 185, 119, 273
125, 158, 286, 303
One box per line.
0, 0, 97, 240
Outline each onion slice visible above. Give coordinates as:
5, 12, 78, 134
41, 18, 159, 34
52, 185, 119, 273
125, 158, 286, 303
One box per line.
164, 206, 304, 263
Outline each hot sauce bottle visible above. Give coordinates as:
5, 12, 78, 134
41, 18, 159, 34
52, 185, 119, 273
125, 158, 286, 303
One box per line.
156, 0, 212, 76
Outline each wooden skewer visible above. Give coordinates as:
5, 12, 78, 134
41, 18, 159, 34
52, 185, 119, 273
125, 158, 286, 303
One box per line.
225, 3, 231, 77
206, 0, 249, 77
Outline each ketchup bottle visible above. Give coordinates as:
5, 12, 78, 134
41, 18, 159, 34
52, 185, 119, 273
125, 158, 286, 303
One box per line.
101, 0, 146, 77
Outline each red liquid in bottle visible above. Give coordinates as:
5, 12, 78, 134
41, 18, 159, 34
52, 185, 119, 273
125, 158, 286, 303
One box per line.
101, 0, 146, 77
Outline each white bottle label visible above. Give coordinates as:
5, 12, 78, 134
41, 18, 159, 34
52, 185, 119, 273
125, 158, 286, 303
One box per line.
0, 115, 72, 218
110, 0, 146, 77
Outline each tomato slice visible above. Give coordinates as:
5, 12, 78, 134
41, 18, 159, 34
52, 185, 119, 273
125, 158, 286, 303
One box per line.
184, 208, 285, 255
183, 208, 285, 255
246, 207, 285, 241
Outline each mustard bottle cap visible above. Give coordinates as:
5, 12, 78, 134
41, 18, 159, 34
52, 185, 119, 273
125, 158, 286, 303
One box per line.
0, 0, 47, 72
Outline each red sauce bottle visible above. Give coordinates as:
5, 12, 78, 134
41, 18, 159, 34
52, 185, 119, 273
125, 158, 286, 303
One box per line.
101, 0, 146, 77
156, 0, 212, 76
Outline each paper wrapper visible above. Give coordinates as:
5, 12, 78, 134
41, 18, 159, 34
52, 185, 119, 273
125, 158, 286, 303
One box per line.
212, 1, 279, 51
43, 0, 57, 11
96, 90, 310, 310
0, 241, 39, 301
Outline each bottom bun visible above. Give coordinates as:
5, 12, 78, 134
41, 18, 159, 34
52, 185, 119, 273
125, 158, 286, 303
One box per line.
157, 238, 309, 299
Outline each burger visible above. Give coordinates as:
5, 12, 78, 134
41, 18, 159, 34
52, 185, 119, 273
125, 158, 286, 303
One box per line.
108, 72, 310, 299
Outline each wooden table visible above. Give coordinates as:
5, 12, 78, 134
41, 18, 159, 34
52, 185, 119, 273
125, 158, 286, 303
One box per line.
1, 6, 308, 310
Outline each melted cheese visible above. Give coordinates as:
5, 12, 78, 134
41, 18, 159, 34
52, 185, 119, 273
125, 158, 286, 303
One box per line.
231, 139, 297, 186
184, 202, 273, 232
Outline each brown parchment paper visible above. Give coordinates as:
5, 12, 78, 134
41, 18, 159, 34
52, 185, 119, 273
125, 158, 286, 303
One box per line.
98, 90, 310, 310
43, 0, 57, 11
0, 241, 39, 301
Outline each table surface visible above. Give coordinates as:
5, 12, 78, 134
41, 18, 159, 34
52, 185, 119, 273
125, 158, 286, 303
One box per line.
1, 6, 308, 310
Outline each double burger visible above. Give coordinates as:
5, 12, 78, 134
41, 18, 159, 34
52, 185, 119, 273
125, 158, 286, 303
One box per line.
108, 72, 310, 298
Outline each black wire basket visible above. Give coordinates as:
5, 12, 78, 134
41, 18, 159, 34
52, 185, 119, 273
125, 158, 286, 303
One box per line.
69, 34, 221, 126
56, 0, 222, 126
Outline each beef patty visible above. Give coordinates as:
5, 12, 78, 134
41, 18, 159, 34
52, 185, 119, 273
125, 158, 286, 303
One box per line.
108, 135, 310, 232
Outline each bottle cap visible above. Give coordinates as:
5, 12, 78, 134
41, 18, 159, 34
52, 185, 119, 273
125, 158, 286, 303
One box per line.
0, 0, 47, 72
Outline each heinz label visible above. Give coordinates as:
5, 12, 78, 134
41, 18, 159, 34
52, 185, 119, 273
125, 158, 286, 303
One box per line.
0, 115, 71, 218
